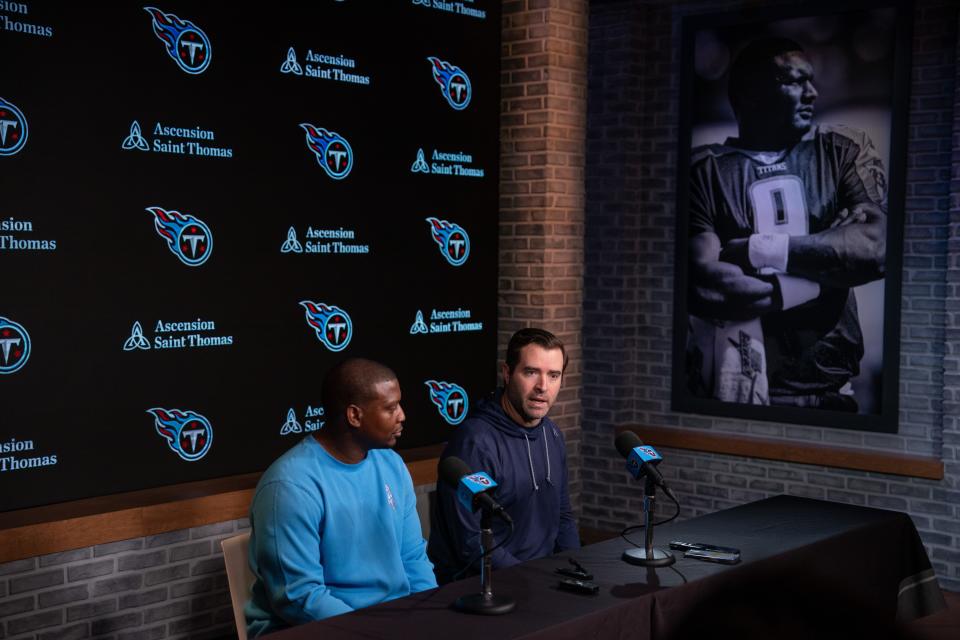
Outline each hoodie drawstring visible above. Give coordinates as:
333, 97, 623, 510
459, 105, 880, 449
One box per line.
523, 427, 553, 491
543, 424, 551, 484
523, 433, 539, 491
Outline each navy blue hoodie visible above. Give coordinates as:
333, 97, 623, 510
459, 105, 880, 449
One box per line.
428, 391, 579, 583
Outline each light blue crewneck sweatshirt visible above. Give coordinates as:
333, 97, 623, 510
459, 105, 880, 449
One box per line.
245, 436, 436, 637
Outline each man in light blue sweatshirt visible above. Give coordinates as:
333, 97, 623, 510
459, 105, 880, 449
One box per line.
245, 359, 436, 637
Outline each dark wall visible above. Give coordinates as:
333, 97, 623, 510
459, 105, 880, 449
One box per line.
583, 0, 960, 590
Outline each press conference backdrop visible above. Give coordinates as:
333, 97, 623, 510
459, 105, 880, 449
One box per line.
0, 1, 500, 512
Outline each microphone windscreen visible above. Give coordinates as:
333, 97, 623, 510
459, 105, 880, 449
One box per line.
438, 456, 472, 487
614, 431, 643, 459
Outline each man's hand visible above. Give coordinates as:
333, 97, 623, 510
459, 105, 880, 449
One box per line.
789, 201, 886, 287
831, 203, 873, 228
718, 236, 751, 271
690, 232, 778, 320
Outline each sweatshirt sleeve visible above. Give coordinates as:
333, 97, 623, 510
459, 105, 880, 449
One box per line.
249, 481, 353, 623
554, 432, 581, 552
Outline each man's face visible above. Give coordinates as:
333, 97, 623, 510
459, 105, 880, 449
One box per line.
355, 378, 405, 449
501, 344, 564, 428
767, 50, 818, 134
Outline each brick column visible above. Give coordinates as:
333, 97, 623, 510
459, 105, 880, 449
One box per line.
500, 0, 589, 507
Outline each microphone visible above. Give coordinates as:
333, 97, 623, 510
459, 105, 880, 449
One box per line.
614, 431, 678, 567
439, 456, 513, 525
614, 431, 678, 503
439, 456, 516, 615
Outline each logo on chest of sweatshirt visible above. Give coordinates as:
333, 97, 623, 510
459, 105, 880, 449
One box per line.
384, 483, 396, 510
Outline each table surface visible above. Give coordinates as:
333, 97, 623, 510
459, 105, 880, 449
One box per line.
264, 495, 943, 639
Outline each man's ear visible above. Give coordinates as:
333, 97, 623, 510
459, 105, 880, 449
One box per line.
345, 404, 363, 428
500, 362, 510, 386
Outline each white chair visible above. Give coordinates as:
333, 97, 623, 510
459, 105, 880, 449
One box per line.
221, 532, 254, 640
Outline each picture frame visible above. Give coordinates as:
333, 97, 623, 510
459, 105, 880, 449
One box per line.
671, 1, 911, 433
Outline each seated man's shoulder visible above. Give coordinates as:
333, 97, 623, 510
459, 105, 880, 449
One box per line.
264, 435, 313, 465
446, 415, 500, 448
254, 438, 323, 493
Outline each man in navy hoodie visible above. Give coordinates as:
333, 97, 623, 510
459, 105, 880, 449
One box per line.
428, 327, 580, 583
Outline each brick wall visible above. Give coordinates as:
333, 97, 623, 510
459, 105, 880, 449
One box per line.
583, 0, 960, 591
500, 0, 589, 502
0, 520, 243, 640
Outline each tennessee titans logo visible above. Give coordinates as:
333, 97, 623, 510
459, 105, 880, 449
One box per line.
146, 206, 213, 266
300, 123, 353, 180
425, 380, 468, 425
300, 301, 353, 352
426, 217, 470, 266
0, 97, 28, 156
147, 408, 213, 462
0, 316, 30, 375
145, 7, 212, 74
427, 57, 471, 110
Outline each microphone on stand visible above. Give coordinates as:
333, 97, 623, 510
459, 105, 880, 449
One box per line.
439, 456, 516, 615
614, 431, 677, 567
439, 456, 513, 525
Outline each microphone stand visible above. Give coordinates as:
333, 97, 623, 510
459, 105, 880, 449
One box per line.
622, 477, 675, 567
455, 510, 516, 614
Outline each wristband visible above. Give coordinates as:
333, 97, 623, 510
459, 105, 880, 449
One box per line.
775, 274, 821, 310
748, 233, 789, 273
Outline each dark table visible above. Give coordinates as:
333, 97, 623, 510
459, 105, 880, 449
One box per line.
266, 495, 946, 639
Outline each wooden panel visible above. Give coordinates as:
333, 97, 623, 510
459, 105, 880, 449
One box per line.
0, 454, 440, 564
618, 425, 944, 480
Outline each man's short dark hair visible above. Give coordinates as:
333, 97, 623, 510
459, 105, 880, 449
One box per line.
728, 37, 806, 117
321, 358, 397, 422
505, 327, 568, 373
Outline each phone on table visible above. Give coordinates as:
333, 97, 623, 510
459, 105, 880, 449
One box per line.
683, 548, 740, 564
557, 578, 599, 594
669, 540, 741, 555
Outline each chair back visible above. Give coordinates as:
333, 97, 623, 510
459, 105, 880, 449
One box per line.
221, 532, 254, 640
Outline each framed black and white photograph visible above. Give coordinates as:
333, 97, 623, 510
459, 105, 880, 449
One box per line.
671, 1, 911, 432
